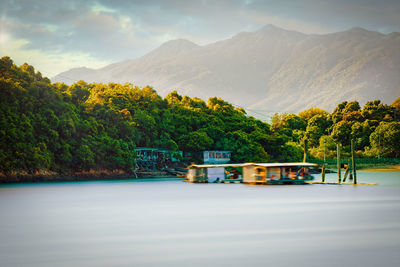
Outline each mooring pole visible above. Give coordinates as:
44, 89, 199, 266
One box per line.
337, 142, 341, 183
343, 161, 350, 182
348, 158, 353, 180
351, 139, 357, 185
349, 157, 353, 180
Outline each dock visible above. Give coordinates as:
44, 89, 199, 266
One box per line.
306, 181, 377, 185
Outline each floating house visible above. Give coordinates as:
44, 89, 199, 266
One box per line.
203, 150, 231, 164
135, 147, 183, 170
135, 147, 182, 162
183, 150, 231, 164
186, 162, 318, 185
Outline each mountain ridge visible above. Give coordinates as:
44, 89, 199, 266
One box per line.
53, 25, 400, 112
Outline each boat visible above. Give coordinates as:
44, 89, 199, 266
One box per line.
165, 167, 188, 177
186, 162, 318, 185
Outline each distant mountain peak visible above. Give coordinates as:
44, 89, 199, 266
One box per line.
348, 27, 370, 32
136, 38, 201, 63
259, 24, 280, 31
251, 24, 307, 42
341, 27, 383, 36
158, 38, 200, 50
53, 25, 399, 112
257, 24, 304, 35
141, 38, 200, 61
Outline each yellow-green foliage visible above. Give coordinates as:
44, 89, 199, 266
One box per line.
272, 98, 399, 159
1, 57, 303, 174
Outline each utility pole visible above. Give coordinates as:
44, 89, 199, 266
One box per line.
324, 138, 326, 163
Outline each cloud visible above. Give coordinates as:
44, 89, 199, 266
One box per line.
0, 37, 111, 77
1, 0, 399, 75
2, 10, 152, 57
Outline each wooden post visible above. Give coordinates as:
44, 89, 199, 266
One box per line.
351, 139, 357, 185
346, 158, 351, 181
343, 164, 349, 182
349, 157, 353, 180
321, 165, 326, 183
337, 142, 341, 184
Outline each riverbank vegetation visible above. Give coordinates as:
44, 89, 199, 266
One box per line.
271, 98, 400, 160
1, 57, 399, 179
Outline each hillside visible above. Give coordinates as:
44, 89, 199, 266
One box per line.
2, 57, 400, 179
53, 25, 400, 112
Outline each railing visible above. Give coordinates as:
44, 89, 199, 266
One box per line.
308, 158, 400, 168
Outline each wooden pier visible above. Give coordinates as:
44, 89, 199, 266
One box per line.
306, 181, 377, 185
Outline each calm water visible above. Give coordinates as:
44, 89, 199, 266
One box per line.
1, 171, 400, 267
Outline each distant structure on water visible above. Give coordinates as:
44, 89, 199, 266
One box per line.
135, 147, 182, 170
203, 150, 231, 164
134, 148, 231, 172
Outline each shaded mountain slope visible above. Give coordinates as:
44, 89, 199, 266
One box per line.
53, 25, 400, 112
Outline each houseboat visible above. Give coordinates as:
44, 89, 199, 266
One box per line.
183, 150, 231, 164
203, 150, 231, 164
186, 162, 318, 185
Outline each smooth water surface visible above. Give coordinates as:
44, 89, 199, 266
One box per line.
1, 172, 400, 267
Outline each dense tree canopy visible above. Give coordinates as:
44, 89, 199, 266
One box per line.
0, 57, 302, 175
1, 57, 398, 177
271, 97, 399, 159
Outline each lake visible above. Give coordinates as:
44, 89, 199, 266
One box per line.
1, 171, 400, 267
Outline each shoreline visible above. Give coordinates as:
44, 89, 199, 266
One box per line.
358, 164, 400, 172
2, 164, 399, 184
0, 170, 179, 184
323, 163, 400, 172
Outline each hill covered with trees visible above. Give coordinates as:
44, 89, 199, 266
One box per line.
1, 57, 399, 180
0, 57, 296, 178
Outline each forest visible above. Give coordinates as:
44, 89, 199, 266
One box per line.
1, 56, 399, 177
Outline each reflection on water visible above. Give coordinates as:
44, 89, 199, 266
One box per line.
1, 172, 400, 267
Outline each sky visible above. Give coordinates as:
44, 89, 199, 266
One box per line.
1, 0, 399, 77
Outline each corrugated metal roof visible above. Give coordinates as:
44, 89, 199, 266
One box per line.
254, 162, 319, 167
189, 163, 252, 168
188, 162, 319, 168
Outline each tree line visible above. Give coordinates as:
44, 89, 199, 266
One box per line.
0, 56, 399, 176
0, 57, 294, 175
271, 98, 400, 160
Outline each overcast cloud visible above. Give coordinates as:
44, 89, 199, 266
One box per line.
1, 0, 399, 76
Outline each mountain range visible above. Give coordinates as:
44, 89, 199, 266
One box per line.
53, 24, 400, 113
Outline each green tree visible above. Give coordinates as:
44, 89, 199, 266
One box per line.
67, 81, 91, 104
331, 120, 352, 145
369, 122, 400, 157
178, 131, 213, 152
305, 114, 332, 147
298, 107, 327, 122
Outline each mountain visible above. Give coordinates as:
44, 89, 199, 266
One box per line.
52, 25, 400, 112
